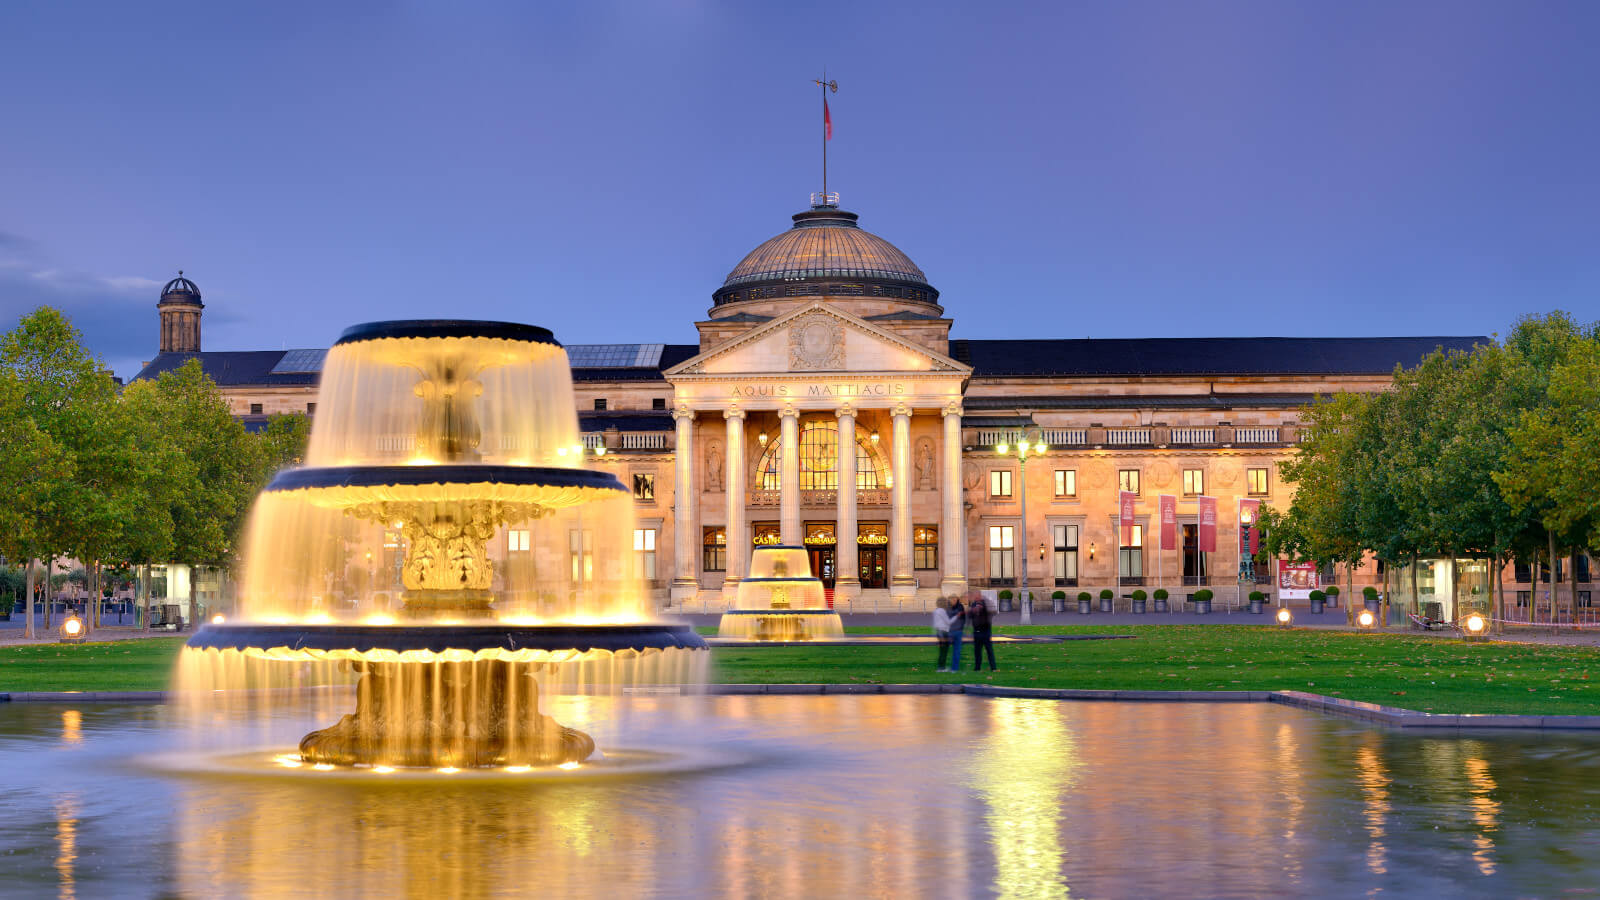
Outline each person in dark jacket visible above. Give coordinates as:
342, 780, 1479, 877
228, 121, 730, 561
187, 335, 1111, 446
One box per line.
968, 591, 997, 671
947, 597, 966, 672
932, 598, 953, 671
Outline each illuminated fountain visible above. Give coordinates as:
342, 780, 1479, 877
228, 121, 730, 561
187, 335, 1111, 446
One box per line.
717, 546, 844, 641
179, 320, 706, 768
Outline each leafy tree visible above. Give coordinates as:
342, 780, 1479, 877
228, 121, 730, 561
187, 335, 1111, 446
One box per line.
259, 413, 312, 473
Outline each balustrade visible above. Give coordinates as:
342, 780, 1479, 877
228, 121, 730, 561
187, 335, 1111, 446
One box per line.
1234, 427, 1280, 444
1104, 428, 1151, 445
1170, 428, 1215, 444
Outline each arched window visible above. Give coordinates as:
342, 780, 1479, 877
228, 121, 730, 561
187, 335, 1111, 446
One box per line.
755, 419, 886, 491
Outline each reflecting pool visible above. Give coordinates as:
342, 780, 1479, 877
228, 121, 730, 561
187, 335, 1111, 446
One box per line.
2, 696, 1597, 898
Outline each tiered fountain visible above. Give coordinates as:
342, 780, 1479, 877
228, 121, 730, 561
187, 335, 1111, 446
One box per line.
717, 546, 844, 641
180, 320, 706, 768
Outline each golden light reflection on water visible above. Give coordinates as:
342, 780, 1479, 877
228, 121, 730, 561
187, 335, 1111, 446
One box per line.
1354, 741, 1391, 876
1464, 754, 1500, 876
54, 794, 78, 900
1273, 721, 1304, 886
59, 709, 81, 746
972, 700, 1077, 899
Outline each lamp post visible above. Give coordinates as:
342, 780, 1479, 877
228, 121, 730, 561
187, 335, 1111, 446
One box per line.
995, 427, 1048, 625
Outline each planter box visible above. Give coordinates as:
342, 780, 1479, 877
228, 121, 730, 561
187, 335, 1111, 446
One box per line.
1077, 599, 1092, 615
1131, 599, 1147, 614
1310, 598, 1325, 614
1153, 598, 1169, 613
1099, 597, 1114, 613
1248, 599, 1265, 614
1051, 597, 1065, 613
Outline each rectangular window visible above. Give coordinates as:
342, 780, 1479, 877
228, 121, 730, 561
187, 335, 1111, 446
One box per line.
1247, 467, 1270, 495
914, 525, 939, 570
249, 403, 263, 415
1515, 590, 1531, 608
1182, 523, 1207, 585
1052, 524, 1079, 586
1054, 469, 1076, 498
988, 525, 1015, 582
1580, 590, 1593, 608
569, 529, 594, 583
1183, 469, 1204, 496
594, 399, 607, 411
1120, 524, 1143, 578
702, 527, 726, 572
507, 529, 530, 553
1118, 469, 1140, 495
1576, 553, 1591, 583
652, 398, 666, 410
632, 473, 655, 502
990, 470, 1013, 498
1514, 560, 1531, 584
633, 528, 657, 580
306, 402, 316, 414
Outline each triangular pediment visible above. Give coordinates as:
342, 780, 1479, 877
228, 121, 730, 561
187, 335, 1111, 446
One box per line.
664, 301, 970, 380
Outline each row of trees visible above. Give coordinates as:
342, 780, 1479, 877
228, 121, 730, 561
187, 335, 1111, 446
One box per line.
0, 307, 309, 637
1262, 312, 1599, 627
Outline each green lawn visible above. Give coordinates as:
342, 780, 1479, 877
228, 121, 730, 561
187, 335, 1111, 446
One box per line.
2, 626, 1597, 716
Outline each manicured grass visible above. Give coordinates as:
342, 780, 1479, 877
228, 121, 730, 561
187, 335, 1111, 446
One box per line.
2, 627, 1597, 716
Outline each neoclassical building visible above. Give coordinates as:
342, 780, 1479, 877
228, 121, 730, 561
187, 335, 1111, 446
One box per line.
136, 197, 1488, 611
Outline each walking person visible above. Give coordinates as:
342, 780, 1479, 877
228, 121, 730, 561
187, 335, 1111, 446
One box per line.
947, 596, 967, 673
932, 598, 952, 671
968, 591, 997, 671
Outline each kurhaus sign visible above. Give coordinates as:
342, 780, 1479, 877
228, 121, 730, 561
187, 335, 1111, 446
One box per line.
728, 382, 908, 399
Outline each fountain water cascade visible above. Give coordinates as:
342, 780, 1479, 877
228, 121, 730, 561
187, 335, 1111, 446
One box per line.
179, 320, 707, 768
717, 546, 844, 641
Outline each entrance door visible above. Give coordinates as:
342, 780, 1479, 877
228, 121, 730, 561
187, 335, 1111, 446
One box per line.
859, 547, 888, 589
807, 547, 836, 589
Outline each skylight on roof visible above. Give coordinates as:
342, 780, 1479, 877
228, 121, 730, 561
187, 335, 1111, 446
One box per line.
565, 343, 664, 368
270, 349, 329, 374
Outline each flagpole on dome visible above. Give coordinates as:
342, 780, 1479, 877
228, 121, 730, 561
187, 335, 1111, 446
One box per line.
813, 73, 838, 209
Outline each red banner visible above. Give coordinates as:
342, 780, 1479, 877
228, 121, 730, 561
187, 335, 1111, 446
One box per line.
1158, 494, 1177, 551
1119, 490, 1137, 545
1197, 495, 1217, 553
1238, 498, 1261, 555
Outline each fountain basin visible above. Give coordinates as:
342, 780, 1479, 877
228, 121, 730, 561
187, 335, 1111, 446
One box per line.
187, 622, 707, 655
716, 610, 845, 642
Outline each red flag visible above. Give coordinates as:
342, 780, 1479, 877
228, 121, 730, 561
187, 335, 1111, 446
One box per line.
1158, 495, 1177, 551
1119, 490, 1136, 545
824, 98, 832, 141
1239, 499, 1261, 555
1198, 496, 1217, 553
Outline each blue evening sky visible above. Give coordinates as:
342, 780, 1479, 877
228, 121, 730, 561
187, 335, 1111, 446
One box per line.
2, 1, 1596, 378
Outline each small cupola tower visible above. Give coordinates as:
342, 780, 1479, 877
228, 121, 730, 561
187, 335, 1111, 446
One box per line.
157, 271, 203, 353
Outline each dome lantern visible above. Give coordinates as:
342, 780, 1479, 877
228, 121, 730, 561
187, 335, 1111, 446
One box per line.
157, 270, 204, 353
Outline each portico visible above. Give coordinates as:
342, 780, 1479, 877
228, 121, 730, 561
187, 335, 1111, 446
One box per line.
664, 302, 971, 608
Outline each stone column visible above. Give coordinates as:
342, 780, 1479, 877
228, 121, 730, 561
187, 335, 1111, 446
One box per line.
670, 406, 699, 605
721, 407, 747, 606
834, 405, 860, 605
890, 403, 916, 601
779, 406, 801, 546
939, 402, 968, 597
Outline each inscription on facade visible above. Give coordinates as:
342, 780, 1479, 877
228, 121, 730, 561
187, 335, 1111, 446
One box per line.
728, 382, 908, 399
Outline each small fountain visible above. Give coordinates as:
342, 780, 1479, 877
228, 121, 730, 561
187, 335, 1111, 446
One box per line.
717, 546, 844, 641
179, 320, 706, 768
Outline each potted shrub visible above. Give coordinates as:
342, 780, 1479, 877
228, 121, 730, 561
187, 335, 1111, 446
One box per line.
1099, 588, 1114, 613
1193, 588, 1214, 614
1051, 589, 1067, 613
1130, 588, 1148, 614
1362, 585, 1380, 613
1309, 589, 1326, 614
998, 588, 1013, 612
1076, 591, 1092, 615
1153, 588, 1170, 613
1248, 590, 1266, 614
1324, 584, 1341, 608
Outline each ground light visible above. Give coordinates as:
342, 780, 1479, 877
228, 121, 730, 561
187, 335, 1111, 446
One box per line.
1275, 607, 1293, 629
1463, 613, 1488, 642
60, 615, 86, 644
1356, 609, 1375, 629
211, 613, 226, 625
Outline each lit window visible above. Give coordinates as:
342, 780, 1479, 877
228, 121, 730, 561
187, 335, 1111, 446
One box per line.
702, 527, 726, 572
1247, 467, 1270, 495
1118, 469, 1140, 494
507, 529, 530, 552
633, 528, 657, 580
1183, 469, 1204, 496
914, 526, 939, 570
569, 529, 594, 583
988, 525, 1015, 581
756, 420, 885, 490
1120, 524, 1143, 578
990, 470, 1013, 498
1054, 469, 1076, 498
633, 473, 655, 502
1053, 524, 1079, 585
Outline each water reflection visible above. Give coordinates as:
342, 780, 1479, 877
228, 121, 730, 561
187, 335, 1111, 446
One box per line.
1464, 753, 1500, 876
972, 699, 1077, 899
1354, 741, 1391, 875
54, 794, 78, 900
59, 709, 81, 746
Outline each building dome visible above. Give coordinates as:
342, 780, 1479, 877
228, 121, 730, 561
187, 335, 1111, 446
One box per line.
160, 272, 202, 306
711, 207, 939, 309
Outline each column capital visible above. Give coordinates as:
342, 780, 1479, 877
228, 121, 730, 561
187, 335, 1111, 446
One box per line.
779, 404, 798, 420
892, 402, 912, 419
942, 401, 963, 419
835, 403, 855, 420
723, 406, 746, 421
673, 404, 696, 422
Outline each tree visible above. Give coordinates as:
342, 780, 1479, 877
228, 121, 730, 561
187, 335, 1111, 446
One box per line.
259, 412, 312, 473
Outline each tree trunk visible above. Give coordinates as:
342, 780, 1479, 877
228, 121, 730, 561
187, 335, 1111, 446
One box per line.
1448, 556, 1458, 624
1348, 561, 1361, 628
1570, 552, 1580, 631
137, 564, 149, 631
1492, 553, 1504, 635
1410, 553, 1419, 618
1381, 560, 1391, 629
43, 557, 53, 630
1547, 529, 1558, 634
23, 557, 37, 640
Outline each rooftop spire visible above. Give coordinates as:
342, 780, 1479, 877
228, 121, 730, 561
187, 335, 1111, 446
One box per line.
811, 73, 839, 209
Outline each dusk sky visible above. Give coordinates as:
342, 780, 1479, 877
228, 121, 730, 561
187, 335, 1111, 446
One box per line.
2, 1, 1596, 378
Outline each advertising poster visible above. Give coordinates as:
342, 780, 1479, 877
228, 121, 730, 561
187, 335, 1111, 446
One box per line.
1197, 495, 1217, 553
1278, 562, 1318, 599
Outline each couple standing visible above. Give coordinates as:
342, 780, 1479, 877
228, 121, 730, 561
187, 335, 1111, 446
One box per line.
933, 593, 997, 673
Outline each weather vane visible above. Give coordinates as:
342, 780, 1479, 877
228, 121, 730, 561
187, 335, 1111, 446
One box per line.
813, 73, 838, 207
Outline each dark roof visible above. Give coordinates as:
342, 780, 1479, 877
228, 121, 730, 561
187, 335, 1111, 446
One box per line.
962, 393, 1319, 411
570, 344, 697, 382
865, 310, 945, 321
950, 336, 1487, 378
133, 351, 317, 386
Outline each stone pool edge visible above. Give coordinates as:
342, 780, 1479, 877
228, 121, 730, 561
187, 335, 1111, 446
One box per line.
4, 685, 1599, 731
